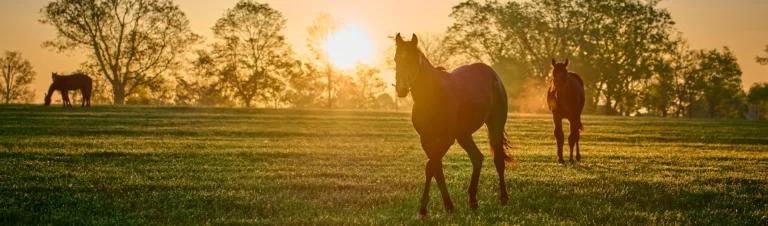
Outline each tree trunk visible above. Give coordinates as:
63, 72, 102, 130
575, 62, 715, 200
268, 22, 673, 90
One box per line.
4, 82, 9, 104
111, 81, 126, 105
244, 96, 252, 107
5, 65, 11, 104
687, 91, 694, 118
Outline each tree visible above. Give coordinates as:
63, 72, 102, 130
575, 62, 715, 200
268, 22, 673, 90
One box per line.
447, 0, 677, 115
666, 38, 700, 118
748, 83, 768, 120
212, 0, 293, 107
41, 0, 201, 105
353, 64, 385, 108
284, 60, 323, 108
0, 51, 36, 104
77, 61, 115, 104
175, 50, 231, 106
696, 47, 744, 118
757, 44, 768, 66
446, 0, 515, 65
306, 13, 341, 108
643, 60, 675, 117
334, 64, 385, 109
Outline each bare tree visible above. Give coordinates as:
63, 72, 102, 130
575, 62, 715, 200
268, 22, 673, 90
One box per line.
306, 13, 341, 108
0, 51, 36, 104
212, 0, 293, 107
40, 0, 201, 105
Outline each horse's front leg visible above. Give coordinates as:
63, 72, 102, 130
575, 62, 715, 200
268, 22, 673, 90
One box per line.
433, 159, 454, 213
419, 142, 452, 218
568, 121, 580, 164
418, 158, 436, 218
553, 116, 565, 165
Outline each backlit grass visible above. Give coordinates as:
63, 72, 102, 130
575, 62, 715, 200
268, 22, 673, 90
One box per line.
1, 105, 766, 225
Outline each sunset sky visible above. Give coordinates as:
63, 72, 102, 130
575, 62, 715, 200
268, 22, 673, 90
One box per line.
1, 0, 767, 103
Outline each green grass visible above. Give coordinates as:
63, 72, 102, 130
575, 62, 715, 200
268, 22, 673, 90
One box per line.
1, 105, 767, 225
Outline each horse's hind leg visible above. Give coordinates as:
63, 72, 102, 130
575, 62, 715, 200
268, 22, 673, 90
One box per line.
457, 135, 483, 210
576, 141, 581, 162
487, 119, 509, 206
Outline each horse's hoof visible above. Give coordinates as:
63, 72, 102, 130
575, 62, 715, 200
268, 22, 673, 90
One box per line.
470, 201, 480, 210
500, 193, 509, 206
417, 211, 427, 220
557, 159, 565, 164
576, 155, 581, 162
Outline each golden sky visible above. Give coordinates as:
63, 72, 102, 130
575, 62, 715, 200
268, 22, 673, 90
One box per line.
1, 0, 767, 103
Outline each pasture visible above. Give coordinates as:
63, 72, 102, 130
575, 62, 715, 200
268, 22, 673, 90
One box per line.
0, 105, 767, 225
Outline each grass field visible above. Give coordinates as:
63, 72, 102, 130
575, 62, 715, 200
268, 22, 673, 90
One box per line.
1, 105, 767, 225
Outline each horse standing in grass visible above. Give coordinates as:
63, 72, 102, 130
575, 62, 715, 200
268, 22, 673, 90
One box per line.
393, 33, 515, 217
44, 73, 93, 107
547, 59, 585, 165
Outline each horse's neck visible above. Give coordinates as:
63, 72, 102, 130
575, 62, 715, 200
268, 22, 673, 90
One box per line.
47, 84, 58, 96
410, 54, 442, 104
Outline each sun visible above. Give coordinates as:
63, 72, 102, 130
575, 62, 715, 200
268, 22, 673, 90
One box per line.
325, 23, 373, 69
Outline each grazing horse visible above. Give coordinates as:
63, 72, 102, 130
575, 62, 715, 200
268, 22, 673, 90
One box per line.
393, 33, 515, 217
547, 59, 585, 165
44, 73, 93, 107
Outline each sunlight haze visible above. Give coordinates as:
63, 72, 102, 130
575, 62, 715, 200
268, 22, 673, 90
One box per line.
0, 0, 766, 103
326, 23, 374, 69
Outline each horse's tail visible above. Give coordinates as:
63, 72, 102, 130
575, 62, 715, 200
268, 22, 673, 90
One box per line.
489, 131, 516, 165
487, 69, 515, 166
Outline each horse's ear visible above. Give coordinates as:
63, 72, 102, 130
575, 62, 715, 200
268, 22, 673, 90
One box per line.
565, 59, 569, 67
411, 34, 419, 46
395, 33, 404, 45
551, 58, 556, 67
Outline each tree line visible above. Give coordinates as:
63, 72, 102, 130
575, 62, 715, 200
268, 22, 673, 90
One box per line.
442, 0, 767, 118
0, 0, 766, 118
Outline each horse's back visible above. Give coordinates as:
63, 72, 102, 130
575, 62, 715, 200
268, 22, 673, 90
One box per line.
450, 63, 506, 135
53, 73, 92, 90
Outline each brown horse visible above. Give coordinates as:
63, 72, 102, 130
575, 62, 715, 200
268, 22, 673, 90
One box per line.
44, 73, 93, 107
547, 59, 585, 165
394, 33, 515, 217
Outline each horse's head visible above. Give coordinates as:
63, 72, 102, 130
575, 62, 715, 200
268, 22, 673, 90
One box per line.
44, 92, 52, 106
551, 58, 570, 92
394, 33, 421, 98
